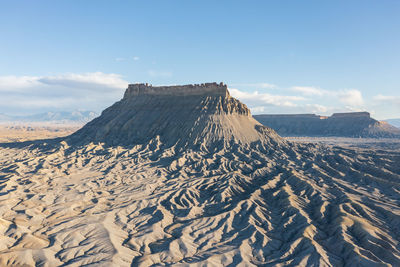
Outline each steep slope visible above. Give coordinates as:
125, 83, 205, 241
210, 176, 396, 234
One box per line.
0, 83, 399, 266
254, 112, 400, 138
69, 83, 282, 148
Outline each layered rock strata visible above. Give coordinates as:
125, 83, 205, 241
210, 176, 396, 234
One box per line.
254, 112, 400, 138
69, 83, 281, 148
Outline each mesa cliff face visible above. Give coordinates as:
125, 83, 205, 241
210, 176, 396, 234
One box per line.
68, 83, 281, 148
124, 82, 229, 97
254, 112, 400, 138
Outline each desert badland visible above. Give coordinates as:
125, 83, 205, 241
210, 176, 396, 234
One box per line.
0, 83, 399, 266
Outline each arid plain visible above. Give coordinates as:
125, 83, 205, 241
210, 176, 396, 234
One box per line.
0, 83, 399, 266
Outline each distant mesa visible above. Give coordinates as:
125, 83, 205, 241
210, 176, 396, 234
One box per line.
68, 83, 282, 147
330, 111, 371, 118
254, 112, 400, 138
386, 118, 400, 129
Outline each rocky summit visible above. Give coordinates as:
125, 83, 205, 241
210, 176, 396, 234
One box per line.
0, 83, 399, 266
68, 83, 282, 148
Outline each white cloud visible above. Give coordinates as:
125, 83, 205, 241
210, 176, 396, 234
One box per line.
0, 72, 129, 114
338, 89, 364, 107
0, 72, 128, 91
373, 94, 400, 104
0, 76, 41, 91
291, 86, 366, 108
115, 57, 126, 62
1, 75, 396, 119
236, 84, 366, 112
291, 86, 326, 96
249, 106, 266, 113
229, 88, 306, 108
228, 86, 369, 116
2, 96, 78, 108
38, 72, 128, 90
305, 104, 329, 113
133, 56, 140, 61
372, 94, 400, 119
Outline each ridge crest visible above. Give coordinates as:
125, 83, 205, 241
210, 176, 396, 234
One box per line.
124, 82, 228, 98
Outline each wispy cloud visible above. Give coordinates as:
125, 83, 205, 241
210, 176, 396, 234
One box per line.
38, 72, 128, 90
0, 76, 41, 91
305, 104, 329, 113
338, 89, 364, 107
372, 95, 400, 118
133, 56, 140, 61
291, 86, 327, 96
0, 74, 397, 119
291, 86, 364, 107
229, 88, 306, 108
373, 94, 400, 104
229, 84, 369, 115
0, 72, 129, 114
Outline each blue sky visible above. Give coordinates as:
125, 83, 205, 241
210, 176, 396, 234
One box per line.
0, 0, 399, 119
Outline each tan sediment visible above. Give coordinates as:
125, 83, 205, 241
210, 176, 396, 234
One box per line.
0, 83, 399, 266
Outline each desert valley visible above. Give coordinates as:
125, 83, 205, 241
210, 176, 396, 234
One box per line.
0, 83, 399, 266
2, 2, 400, 266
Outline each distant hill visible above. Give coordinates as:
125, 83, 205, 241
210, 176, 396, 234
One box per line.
0, 111, 98, 124
254, 112, 400, 138
386, 118, 400, 128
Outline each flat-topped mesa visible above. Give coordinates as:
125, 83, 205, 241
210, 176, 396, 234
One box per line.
123, 82, 229, 98
258, 114, 319, 118
68, 82, 282, 147
254, 111, 400, 138
331, 112, 371, 118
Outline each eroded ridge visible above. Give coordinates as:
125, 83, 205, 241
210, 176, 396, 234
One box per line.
0, 140, 399, 266
0, 84, 399, 266
68, 83, 271, 147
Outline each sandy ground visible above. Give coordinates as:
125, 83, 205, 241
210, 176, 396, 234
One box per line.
0, 134, 399, 266
286, 136, 400, 151
0, 82, 399, 266
0, 124, 82, 143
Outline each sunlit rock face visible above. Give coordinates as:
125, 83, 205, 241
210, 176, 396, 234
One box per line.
0, 83, 399, 266
69, 82, 282, 148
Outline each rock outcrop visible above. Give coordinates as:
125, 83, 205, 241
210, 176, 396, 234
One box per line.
123, 82, 229, 97
254, 112, 400, 138
68, 82, 282, 148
